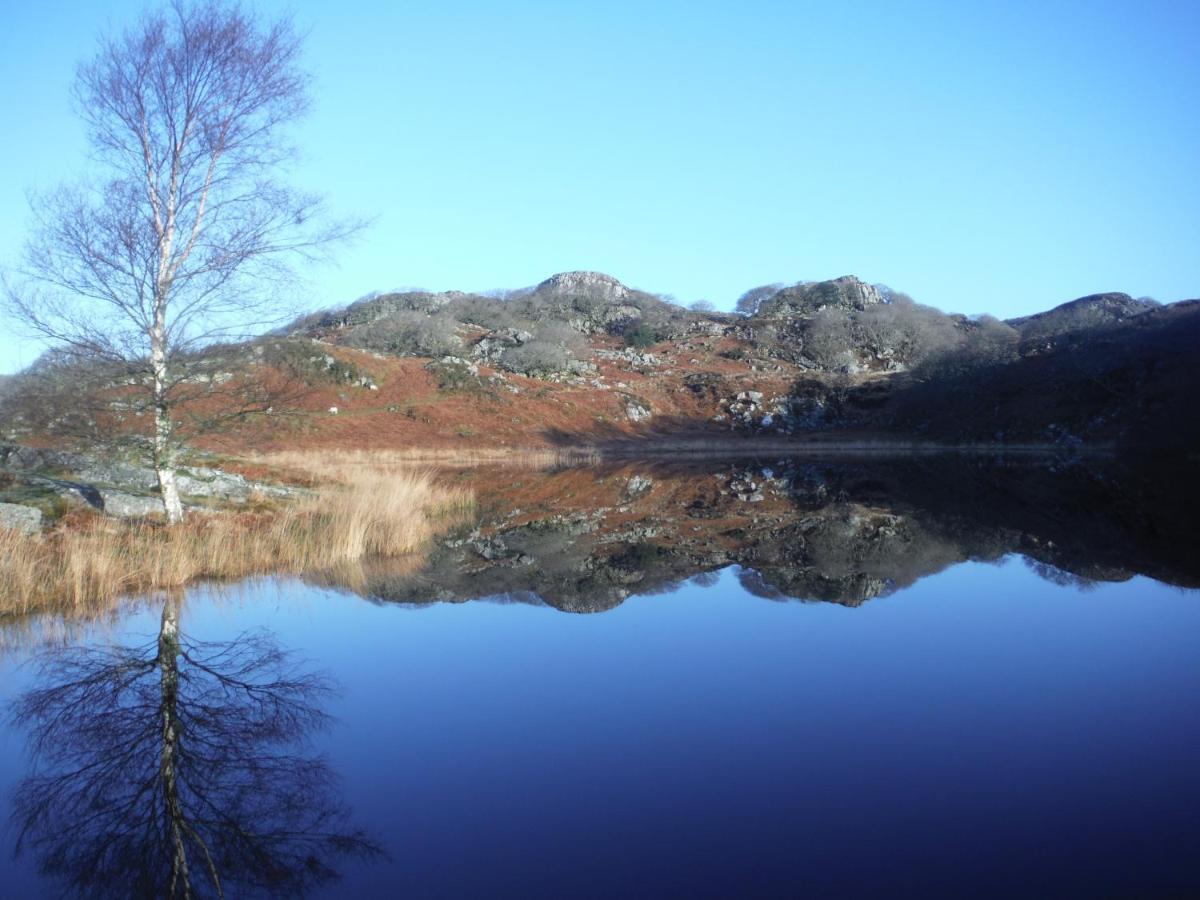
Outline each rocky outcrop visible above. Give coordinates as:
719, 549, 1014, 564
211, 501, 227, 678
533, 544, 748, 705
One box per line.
717, 391, 803, 433
534, 271, 633, 302
334, 290, 464, 326
754, 276, 885, 319
471, 328, 534, 362
625, 400, 653, 423
0, 449, 301, 524
595, 348, 662, 368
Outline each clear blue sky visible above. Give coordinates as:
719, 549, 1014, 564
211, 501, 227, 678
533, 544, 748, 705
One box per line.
1, 0, 1197, 373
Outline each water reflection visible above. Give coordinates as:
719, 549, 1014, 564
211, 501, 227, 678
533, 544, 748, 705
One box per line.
307, 455, 1200, 611
9, 592, 381, 899
1, 456, 1198, 897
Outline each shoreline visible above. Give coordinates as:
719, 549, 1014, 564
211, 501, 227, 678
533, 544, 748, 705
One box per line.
321, 437, 1118, 465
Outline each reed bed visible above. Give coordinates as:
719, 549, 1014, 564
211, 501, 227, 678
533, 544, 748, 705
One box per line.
0, 459, 472, 618
255, 446, 600, 471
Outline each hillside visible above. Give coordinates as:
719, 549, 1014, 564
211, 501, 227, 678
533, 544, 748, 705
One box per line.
4, 272, 1198, 455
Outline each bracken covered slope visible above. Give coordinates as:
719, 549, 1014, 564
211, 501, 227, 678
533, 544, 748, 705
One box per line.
4, 272, 1197, 454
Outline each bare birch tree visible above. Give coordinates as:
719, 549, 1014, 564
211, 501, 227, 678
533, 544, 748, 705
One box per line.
4, 1, 357, 522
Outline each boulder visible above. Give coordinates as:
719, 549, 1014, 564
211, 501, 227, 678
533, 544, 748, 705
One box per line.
176, 468, 252, 500
625, 475, 654, 496
99, 490, 164, 519
74, 460, 159, 491
0, 502, 42, 535
625, 402, 653, 423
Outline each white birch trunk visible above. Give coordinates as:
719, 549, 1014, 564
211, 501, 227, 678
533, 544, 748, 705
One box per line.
150, 301, 184, 524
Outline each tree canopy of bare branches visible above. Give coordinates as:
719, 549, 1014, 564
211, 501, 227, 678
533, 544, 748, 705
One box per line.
4, 0, 358, 521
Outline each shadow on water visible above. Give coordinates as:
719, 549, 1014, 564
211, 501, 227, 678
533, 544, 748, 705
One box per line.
7, 592, 383, 899
305, 452, 1200, 613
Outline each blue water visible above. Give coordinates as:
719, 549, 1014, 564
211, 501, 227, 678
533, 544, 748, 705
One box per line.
2, 555, 1197, 897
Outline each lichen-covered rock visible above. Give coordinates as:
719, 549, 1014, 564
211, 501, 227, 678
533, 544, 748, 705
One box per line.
535, 271, 632, 303
625, 475, 654, 497
471, 328, 533, 362
625, 402, 652, 423
74, 460, 160, 491
0, 445, 85, 472
98, 490, 164, 519
754, 276, 885, 319
0, 502, 43, 535
595, 349, 662, 368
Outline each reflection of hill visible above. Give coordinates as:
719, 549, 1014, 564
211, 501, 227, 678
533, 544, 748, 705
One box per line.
306, 455, 1200, 612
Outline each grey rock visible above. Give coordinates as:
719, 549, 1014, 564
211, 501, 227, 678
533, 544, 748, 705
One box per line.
755, 276, 885, 319
535, 271, 632, 302
74, 460, 160, 491
596, 348, 661, 368
626, 403, 652, 423
0, 445, 85, 472
472, 327, 534, 362
99, 490, 164, 519
176, 469, 252, 499
625, 475, 654, 496
0, 502, 43, 535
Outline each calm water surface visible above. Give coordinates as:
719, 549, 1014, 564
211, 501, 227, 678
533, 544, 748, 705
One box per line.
1, 458, 1198, 897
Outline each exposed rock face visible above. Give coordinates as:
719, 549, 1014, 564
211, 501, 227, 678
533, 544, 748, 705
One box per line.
471, 328, 533, 362
534, 271, 632, 302
0, 502, 42, 535
755, 276, 885, 319
565, 304, 645, 334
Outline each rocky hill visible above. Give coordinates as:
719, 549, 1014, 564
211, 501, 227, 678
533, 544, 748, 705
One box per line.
4, 271, 1197, 454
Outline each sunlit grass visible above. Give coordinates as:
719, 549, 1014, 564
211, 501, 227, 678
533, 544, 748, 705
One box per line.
0, 455, 473, 618
255, 446, 600, 469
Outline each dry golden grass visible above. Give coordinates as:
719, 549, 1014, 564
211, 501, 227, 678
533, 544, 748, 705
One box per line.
0, 457, 472, 619
255, 446, 600, 470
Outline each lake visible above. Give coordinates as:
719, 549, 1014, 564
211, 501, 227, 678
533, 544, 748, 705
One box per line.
1, 456, 1198, 897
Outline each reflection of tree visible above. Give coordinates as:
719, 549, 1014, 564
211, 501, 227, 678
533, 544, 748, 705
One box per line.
10, 593, 381, 898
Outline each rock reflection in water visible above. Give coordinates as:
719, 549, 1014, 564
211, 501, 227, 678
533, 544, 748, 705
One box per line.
9, 592, 381, 899
306, 455, 1200, 612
